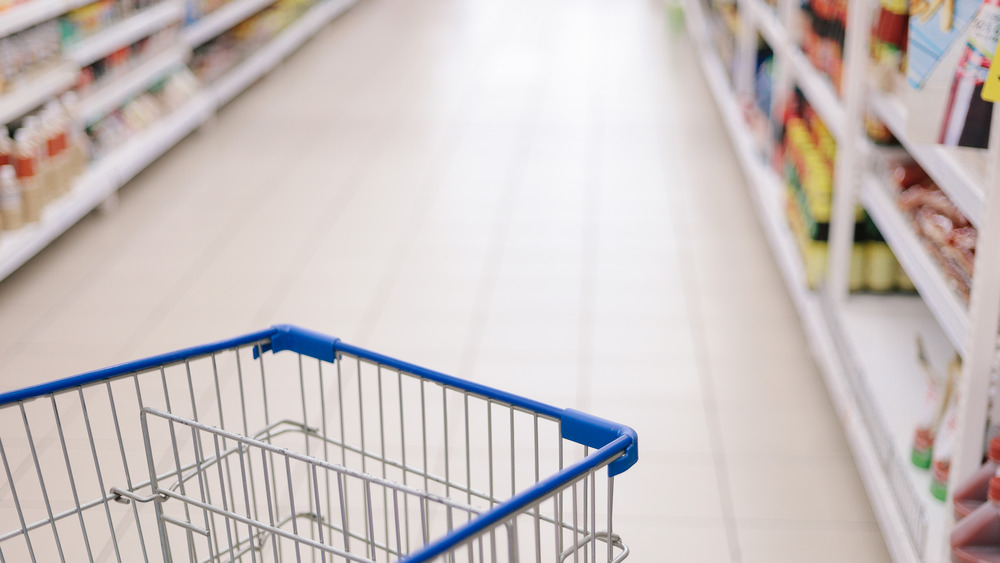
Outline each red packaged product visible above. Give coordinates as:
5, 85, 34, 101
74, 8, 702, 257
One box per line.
915, 208, 954, 246
898, 185, 939, 216
892, 162, 930, 189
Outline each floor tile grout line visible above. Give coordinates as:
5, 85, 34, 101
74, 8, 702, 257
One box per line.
575, 114, 603, 413
455, 19, 559, 379
246, 119, 410, 326
348, 19, 511, 347
656, 79, 744, 563
0, 128, 329, 488
112, 125, 347, 361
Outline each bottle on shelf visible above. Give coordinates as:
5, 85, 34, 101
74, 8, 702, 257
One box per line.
60, 92, 88, 177
13, 129, 42, 224
0, 127, 12, 169
0, 165, 24, 231
42, 103, 71, 197
951, 472, 1000, 562
22, 117, 53, 206
954, 438, 1000, 520
932, 372, 962, 501
912, 340, 957, 469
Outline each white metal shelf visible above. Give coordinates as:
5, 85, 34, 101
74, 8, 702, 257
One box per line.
0, 0, 92, 39
685, 0, 931, 560
0, 93, 214, 281
207, 0, 357, 107
0, 64, 78, 125
860, 174, 970, 355
66, 1, 185, 66
834, 295, 955, 563
183, 0, 278, 47
77, 45, 190, 124
0, 0, 358, 283
745, 0, 847, 141
868, 89, 986, 228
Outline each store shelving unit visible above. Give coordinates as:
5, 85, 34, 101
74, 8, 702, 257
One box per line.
207, 0, 356, 106
0, 93, 215, 281
183, 0, 277, 47
860, 176, 970, 354
868, 90, 986, 228
0, 0, 92, 39
0, 64, 79, 125
685, 0, 1000, 559
0, 0, 359, 282
66, 1, 185, 66
77, 45, 191, 124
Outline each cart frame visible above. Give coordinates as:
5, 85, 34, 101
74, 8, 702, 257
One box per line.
0, 324, 638, 562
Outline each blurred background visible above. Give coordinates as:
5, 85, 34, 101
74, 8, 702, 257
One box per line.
0, 0, 901, 560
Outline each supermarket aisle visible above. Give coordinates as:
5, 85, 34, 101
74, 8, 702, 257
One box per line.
0, 0, 891, 560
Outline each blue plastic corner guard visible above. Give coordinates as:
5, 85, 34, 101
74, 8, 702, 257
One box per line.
560, 409, 639, 477
255, 324, 340, 362
261, 325, 638, 477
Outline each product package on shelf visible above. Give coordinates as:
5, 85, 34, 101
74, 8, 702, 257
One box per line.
59, 0, 173, 48
188, 0, 315, 83
0, 0, 32, 12
74, 25, 178, 95
185, 0, 232, 25
871, 149, 977, 302
746, 40, 775, 154
0, 95, 87, 236
801, 0, 847, 93
870, 0, 908, 92
906, 0, 997, 148
86, 67, 198, 158
780, 89, 910, 291
0, 20, 63, 96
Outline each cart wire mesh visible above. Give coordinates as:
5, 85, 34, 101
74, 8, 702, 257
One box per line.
0, 325, 638, 562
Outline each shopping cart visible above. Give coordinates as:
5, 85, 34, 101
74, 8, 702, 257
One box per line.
0, 325, 637, 562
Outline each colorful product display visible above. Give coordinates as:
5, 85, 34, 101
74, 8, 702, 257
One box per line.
865, 110, 899, 144
780, 91, 910, 291
60, 0, 169, 47
75, 26, 178, 94
801, 0, 847, 93
189, 0, 316, 83
781, 92, 835, 288
86, 69, 198, 158
0, 95, 87, 235
937, 0, 1000, 148
186, 0, 231, 24
0, 0, 33, 11
870, 0, 909, 85
0, 21, 63, 96
885, 158, 977, 301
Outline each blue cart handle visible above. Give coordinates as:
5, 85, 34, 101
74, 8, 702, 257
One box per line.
0, 324, 637, 477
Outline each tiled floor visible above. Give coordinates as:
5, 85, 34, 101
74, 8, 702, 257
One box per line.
0, 0, 892, 559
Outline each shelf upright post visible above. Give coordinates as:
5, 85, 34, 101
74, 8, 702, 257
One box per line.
824, 0, 873, 305
734, 0, 758, 100
763, 0, 793, 163
948, 105, 1000, 556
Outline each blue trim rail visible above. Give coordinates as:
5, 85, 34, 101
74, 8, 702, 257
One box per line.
0, 324, 638, 561
0, 323, 638, 478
